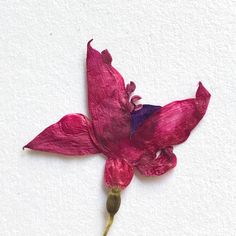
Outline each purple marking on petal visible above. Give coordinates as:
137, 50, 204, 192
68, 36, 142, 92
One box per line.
131, 104, 161, 135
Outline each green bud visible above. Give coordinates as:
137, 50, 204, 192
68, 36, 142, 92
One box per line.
106, 188, 121, 217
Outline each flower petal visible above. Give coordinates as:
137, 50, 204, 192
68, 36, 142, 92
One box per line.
131, 104, 161, 135
131, 95, 142, 103
86, 40, 130, 151
133, 82, 211, 151
104, 158, 134, 189
136, 147, 177, 176
126, 81, 136, 96
24, 114, 99, 156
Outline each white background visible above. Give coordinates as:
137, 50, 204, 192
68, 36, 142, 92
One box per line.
1, 1, 236, 236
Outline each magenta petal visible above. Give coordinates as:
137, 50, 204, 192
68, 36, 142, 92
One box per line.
24, 114, 99, 156
86, 41, 130, 151
133, 82, 211, 151
136, 147, 177, 176
101, 49, 112, 64
131, 95, 142, 103
104, 158, 134, 189
131, 104, 161, 135
126, 81, 136, 96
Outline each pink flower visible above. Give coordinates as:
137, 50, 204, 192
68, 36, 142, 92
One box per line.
24, 40, 210, 235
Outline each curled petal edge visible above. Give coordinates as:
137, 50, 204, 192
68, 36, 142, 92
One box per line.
136, 147, 177, 176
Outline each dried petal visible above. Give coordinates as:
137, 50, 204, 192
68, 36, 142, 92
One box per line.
126, 81, 136, 95
101, 49, 112, 64
133, 104, 143, 111
131, 104, 161, 134
133, 82, 211, 151
86, 41, 130, 152
104, 158, 134, 189
131, 95, 143, 111
24, 114, 99, 156
136, 147, 177, 176
131, 95, 142, 103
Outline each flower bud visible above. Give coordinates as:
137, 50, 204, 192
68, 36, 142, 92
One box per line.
106, 188, 121, 217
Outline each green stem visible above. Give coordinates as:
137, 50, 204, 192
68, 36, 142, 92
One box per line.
103, 214, 114, 236
103, 188, 121, 236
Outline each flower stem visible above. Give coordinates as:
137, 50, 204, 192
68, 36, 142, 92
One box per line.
103, 188, 121, 236
103, 214, 114, 236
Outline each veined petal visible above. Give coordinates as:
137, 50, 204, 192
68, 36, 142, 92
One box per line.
131, 104, 161, 135
86, 40, 130, 151
136, 147, 177, 176
104, 158, 134, 189
24, 114, 99, 156
133, 82, 211, 151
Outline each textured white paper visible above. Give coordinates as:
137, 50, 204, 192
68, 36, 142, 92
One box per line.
0, 1, 236, 235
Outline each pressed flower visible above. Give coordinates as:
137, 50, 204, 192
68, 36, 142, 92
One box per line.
24, 40, 211, 235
